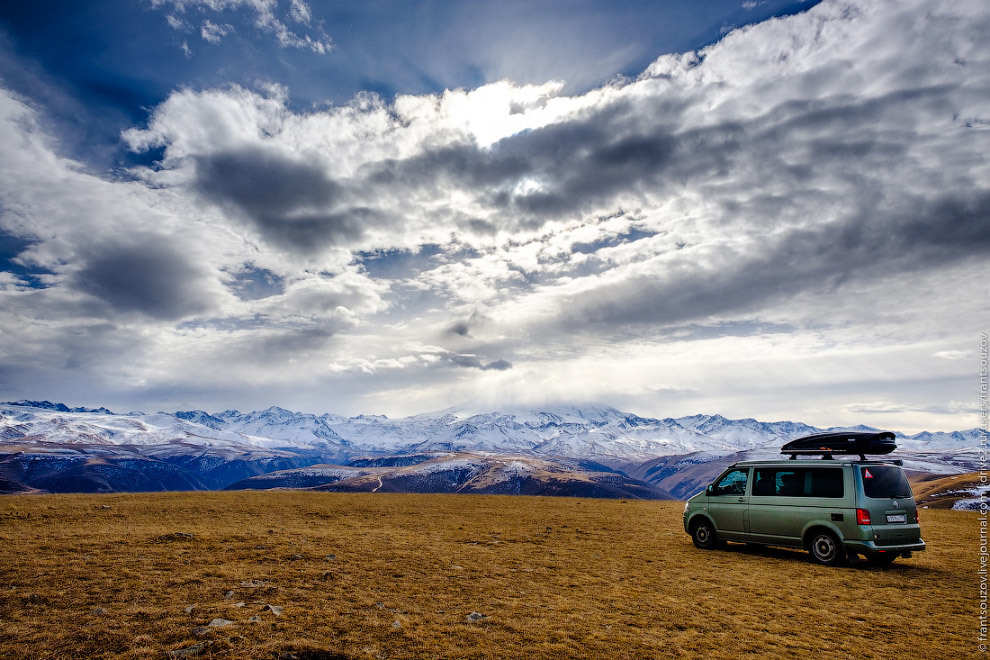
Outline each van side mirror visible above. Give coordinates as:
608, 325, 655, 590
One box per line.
706, 484, 713, 495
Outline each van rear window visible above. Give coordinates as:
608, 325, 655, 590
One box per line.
861, 466, 912, 498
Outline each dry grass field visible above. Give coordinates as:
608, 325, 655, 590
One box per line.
0, 491, 979, 659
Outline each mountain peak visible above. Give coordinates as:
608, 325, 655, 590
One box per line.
3, 400, 114, 414
6, 400, 71, 412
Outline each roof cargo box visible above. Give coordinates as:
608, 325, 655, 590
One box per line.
780, 431, 896, 459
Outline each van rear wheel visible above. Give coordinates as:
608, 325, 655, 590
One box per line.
691, 519, 719, 550
808, 530, 845, 566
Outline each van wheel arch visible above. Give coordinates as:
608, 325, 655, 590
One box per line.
689, 515, 720, 550
805, 526, 846, 566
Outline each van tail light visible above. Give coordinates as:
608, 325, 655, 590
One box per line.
856, 508, 872, 525
915, 508, 920, 524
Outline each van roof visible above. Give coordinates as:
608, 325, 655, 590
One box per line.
729, 458, 904, 468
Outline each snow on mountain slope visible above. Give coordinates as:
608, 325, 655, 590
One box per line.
1, 401, 984, 495
676, 415, 820, 449
1, 406, 260, 451
3, 401, 983, 461
214, 407, 350, 450
897, 429, 987, 451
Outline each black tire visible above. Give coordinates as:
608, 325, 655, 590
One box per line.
691, 518, 719, 550
808, 530, 845, 566
867, 554, 897, 566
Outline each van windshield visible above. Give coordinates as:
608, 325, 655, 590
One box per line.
861, 466, 912, 499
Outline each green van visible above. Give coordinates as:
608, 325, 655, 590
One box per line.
682, 431, 925, 566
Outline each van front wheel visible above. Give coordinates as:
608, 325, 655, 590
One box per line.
691, 519, 719, 550
808, 530, 845, 566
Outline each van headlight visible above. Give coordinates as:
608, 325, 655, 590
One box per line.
684, 501, 690, 513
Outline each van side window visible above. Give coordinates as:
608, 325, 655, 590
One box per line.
751, 468, 843, 497
777, 470, 800, 496
713, 469, 748, 495
807, 468, 844, 498
753, 469, 775, 496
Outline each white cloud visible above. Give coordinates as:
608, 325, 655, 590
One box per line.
152, 0, 332, 54
288, 0, 311, 25
165, 14, 187, 30
201, 20, 233, 45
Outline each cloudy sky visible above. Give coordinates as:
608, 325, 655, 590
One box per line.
0, 0, 987, 431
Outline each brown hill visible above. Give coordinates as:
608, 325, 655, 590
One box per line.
226, 452, 674, 500
910, 471, 983, 509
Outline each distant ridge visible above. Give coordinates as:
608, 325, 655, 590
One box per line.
5, 400, 116, 415
1, 400, 983, 495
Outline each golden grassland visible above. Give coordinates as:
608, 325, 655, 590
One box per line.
0, 491, 980, 660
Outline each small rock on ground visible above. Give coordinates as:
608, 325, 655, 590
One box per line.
466, 612, 488, 622
167, 641, 211, 658
240, 580, 268, 587
207, 618, 234, 628
263, 604, 284, 616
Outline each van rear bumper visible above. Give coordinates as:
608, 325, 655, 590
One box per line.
843, 539, 926, 556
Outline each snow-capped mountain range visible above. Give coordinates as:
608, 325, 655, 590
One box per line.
0, 400, 983, 495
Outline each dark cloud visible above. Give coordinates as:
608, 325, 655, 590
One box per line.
345, 81, 963, 245
448, 320, 471, 337
553, 189, 990, 331
247, 326, 338, 358
193, 146, 371, 252
339, 70, 986, 336
357, 100, 735, 227
74, 239, 214, 320
445, 311, 493, 338
447, 354, 484, 369
907, 192, 990, 251
0, 321, 152, 406
464, 218, 498, 236
444, 353, 513, 371
194, 147, 338, 214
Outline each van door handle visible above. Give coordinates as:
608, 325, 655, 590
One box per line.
738, 497, 745, 502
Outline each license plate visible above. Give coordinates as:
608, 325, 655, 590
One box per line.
886, 513, 907, 523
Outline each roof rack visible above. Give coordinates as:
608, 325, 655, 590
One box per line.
780, 431, 896, 461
